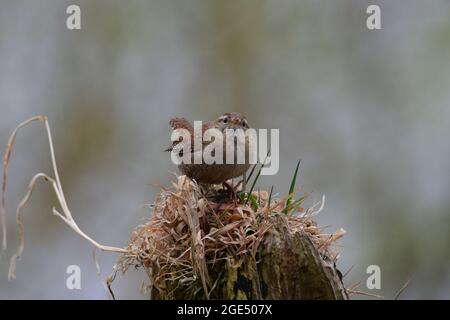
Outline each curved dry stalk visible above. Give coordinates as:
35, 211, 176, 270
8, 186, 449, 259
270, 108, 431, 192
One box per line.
303, 194, 326, 217
2, 116, 128, 280
393, 278, 411, 300
8, 173, 52, 280
2, 116, 46, 251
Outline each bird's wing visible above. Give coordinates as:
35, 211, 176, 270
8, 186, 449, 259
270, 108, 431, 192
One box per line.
169, 117, 193, 132
166, 118, 216, 154
166, 117, 194, 152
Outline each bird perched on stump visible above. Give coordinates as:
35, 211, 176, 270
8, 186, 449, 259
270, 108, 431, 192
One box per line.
166, 112, 254, 185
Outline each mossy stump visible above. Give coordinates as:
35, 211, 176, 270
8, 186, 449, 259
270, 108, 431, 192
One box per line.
117, 176, 347, 300
151, 215, 346, 300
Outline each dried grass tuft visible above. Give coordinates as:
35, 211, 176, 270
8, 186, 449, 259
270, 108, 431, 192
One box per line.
111, 175, 345, 299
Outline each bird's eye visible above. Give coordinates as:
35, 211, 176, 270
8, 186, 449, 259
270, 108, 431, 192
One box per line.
242, 120, 248, 128
223, 117, 229, 124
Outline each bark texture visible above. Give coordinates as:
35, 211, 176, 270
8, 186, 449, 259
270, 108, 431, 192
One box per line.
158, 215, 347, 300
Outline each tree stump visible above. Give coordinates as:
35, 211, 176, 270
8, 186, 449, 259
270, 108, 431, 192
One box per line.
217, 215, 347, 300
145, 214, 347, 300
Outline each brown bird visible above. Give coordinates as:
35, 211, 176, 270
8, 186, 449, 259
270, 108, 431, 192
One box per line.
166, 113, 253, 185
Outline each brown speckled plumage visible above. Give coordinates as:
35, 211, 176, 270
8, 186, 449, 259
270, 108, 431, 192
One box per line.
167, 113, 253, 184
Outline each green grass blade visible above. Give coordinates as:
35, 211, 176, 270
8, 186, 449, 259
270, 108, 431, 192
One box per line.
285, 194, 306, 214
247, 148, 270, 181
245, 164, 263, 205
245, 164, 257, 184
244, 149, 271, 205
267, 185, 274, 208
283, 159, 301, 214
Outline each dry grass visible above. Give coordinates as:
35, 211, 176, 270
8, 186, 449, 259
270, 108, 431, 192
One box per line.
1, 116, 127, 281
110, 175, 346, 299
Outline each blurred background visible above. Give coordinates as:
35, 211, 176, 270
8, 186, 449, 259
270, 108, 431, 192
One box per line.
1, 0, 449, 299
